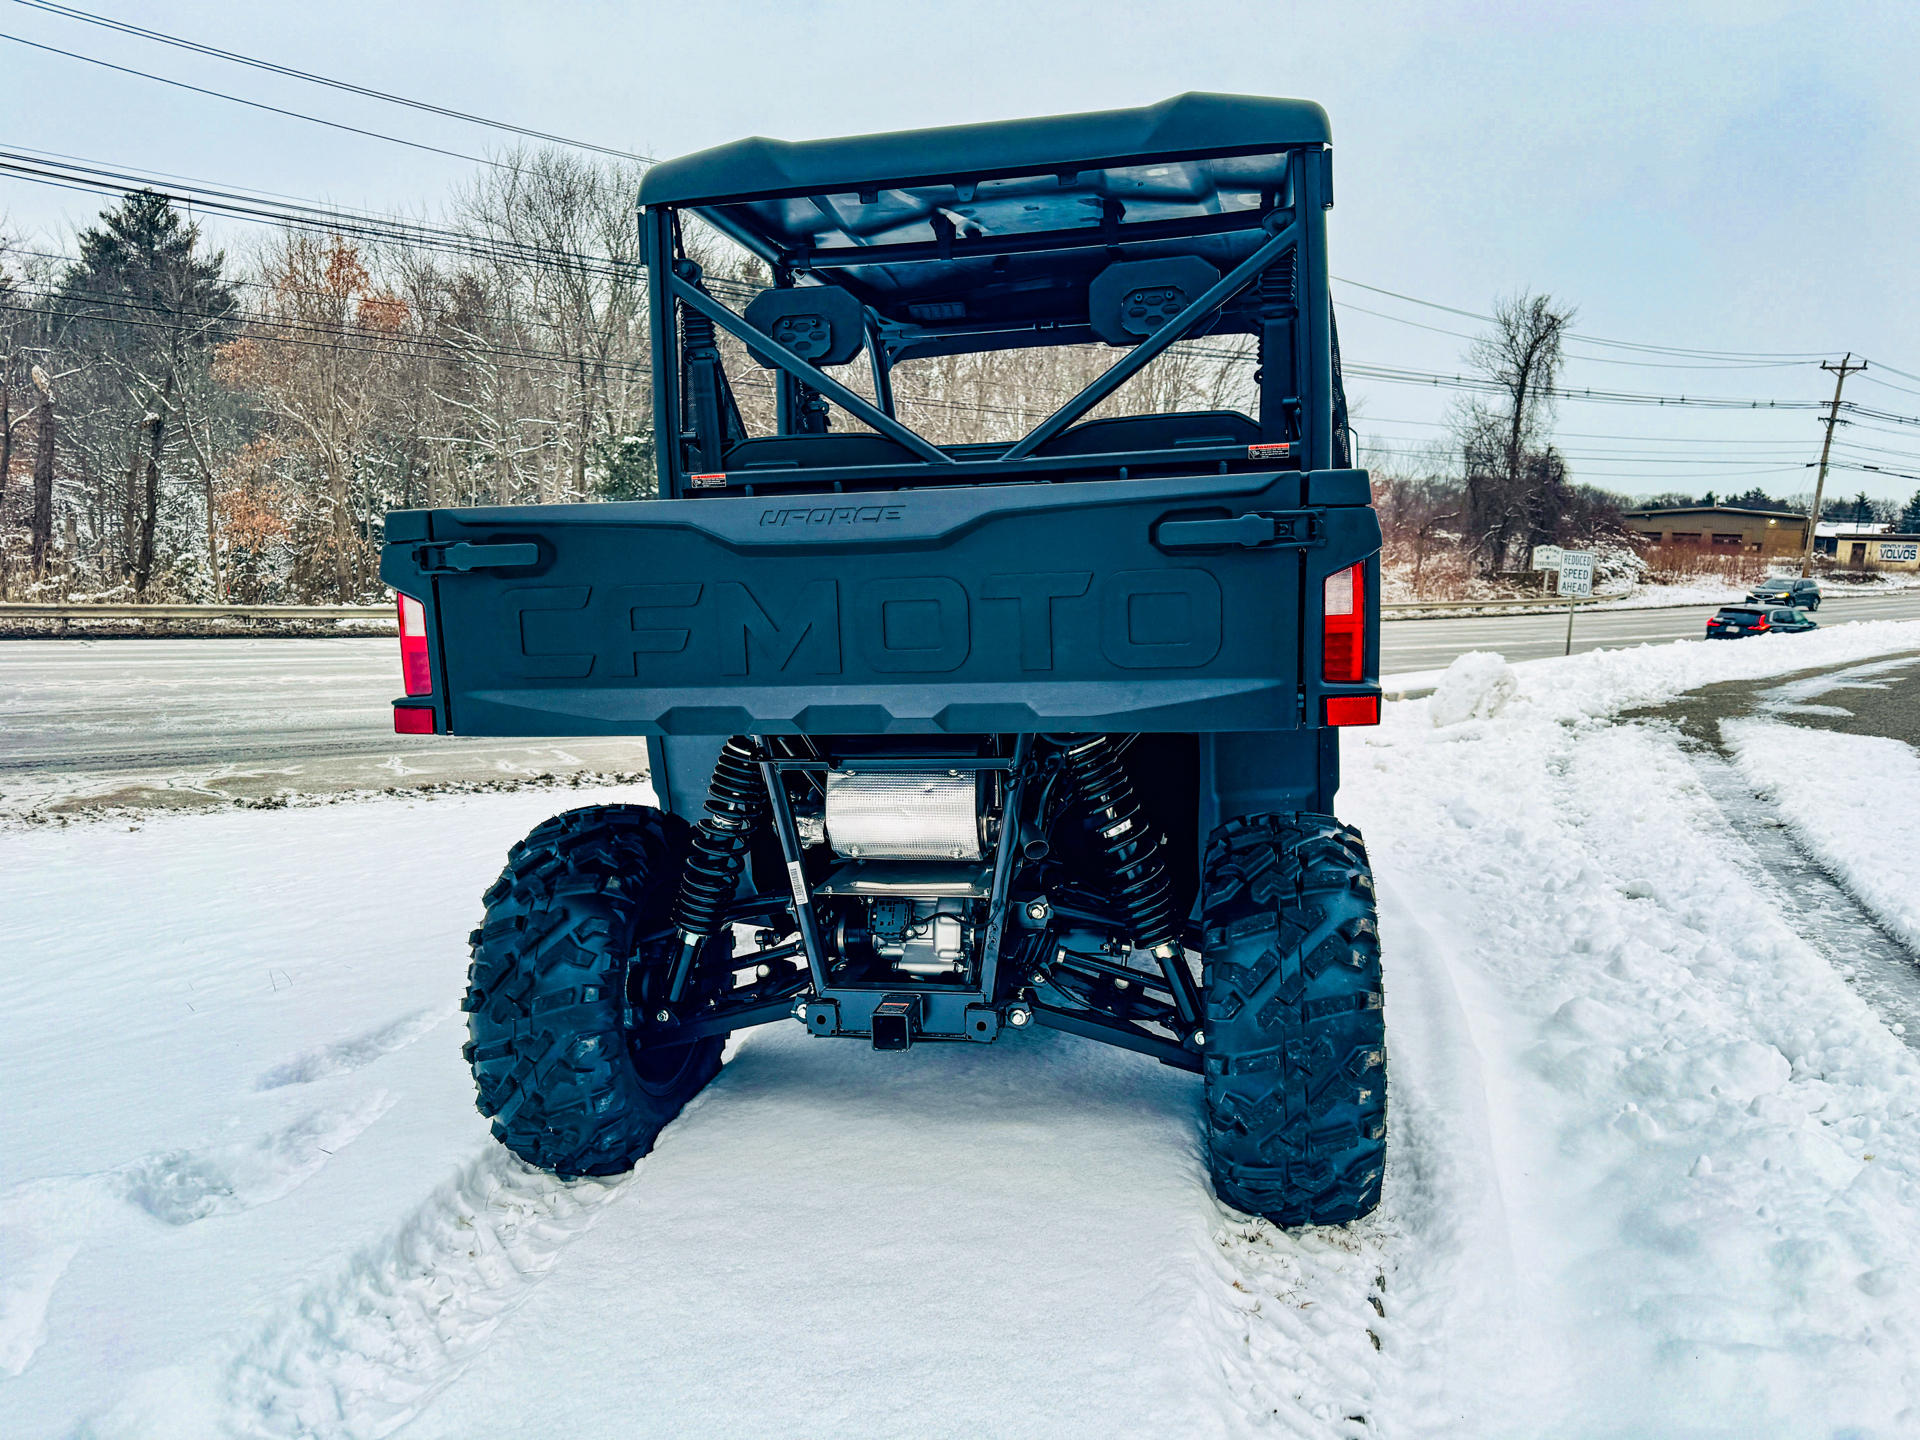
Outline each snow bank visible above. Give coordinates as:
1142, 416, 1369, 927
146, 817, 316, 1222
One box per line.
1425, 651, 1517, 726
1723, 720, 1920, 950
1257, 623, 1921, 1437
1387, 615, 1920, 705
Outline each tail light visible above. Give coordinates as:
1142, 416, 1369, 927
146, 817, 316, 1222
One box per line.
397, 594, 432, 695
394, 706, 434, 735
1754, 617, 1770, 631
1324, 695, 1380, 726
1322, 564, 1365, 683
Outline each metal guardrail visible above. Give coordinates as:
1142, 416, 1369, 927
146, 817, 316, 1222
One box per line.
1381, 595, 1604, 614
0, 602, 391, 620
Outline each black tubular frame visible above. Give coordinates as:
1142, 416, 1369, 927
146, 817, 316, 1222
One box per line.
642, 143, 1335, 500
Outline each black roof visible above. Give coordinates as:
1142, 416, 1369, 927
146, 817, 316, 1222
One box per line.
1622, 506, 1806, 520
638, 93, 1331, 209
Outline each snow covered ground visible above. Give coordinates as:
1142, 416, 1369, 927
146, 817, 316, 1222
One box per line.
1724, 721, 1919, 950
0, 621, 1915, 1438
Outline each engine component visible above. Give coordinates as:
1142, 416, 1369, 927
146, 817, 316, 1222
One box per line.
667, 737, 767, 999
866, 896, 972, 976
825, 769, 983, 860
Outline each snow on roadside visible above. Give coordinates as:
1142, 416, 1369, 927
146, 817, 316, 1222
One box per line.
1723, 721, 1920, 950
1383, 614, 1920, 698
1210, 624, 1920, 1436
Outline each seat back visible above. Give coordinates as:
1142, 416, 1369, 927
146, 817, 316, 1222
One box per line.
1034, 410, 1259, 458
723, 434, 919, 472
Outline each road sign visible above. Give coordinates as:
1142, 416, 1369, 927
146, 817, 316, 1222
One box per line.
1556, 550, 1595, 597
1532, 544, 1564, 571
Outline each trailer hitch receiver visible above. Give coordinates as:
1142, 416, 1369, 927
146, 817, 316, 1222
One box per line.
871, 995, 921, 1052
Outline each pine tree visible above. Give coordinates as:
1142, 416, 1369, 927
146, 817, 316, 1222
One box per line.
59, 190, 236, 341
56, 191, 237, 592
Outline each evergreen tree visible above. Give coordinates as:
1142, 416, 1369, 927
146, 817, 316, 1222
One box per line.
53, 191, 238, 593
58, 189, 237, 358
1900, 491, 1919, 533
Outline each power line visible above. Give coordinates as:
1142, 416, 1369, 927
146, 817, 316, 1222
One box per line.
8, 282, 651, 376
9, 0, 654, 163
0, 32, 499, 167
1332, 274, 1842, 361
11, 146, 1908, 424
0, 151, 773, 304
6, 33, 1911, 395
1334, 297, 1817, 372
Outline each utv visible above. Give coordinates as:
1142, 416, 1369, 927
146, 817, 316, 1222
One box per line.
382, 93, 1387, 1226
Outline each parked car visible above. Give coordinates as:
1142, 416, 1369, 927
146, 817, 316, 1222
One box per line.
1746, 576, 1821, 609
1707, 605, 1818, 638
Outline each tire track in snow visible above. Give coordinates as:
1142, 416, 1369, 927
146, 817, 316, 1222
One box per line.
1198, 874, 1547, 1437
204, 1146, 633, 1439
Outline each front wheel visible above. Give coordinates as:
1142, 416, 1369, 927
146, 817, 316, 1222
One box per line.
1200, 813, 1386, 1225
462, 804, 722, 1176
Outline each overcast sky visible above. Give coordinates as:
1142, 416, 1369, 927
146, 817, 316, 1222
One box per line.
4, 0, 1916, 501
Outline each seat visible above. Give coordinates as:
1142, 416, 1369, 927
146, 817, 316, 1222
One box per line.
723, 434, 919, 472
1033, 410, 1259, 458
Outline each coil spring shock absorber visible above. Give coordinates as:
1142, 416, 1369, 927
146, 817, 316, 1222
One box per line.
1061, 736, 1201, 1028
665, 736, 766, 1007
681, 307, 717, 360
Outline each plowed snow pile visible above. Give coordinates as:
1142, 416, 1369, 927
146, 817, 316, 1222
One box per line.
0, 620, 1914, 1439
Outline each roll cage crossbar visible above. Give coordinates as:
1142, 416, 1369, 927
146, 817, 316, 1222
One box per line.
640, 94, 1348, 500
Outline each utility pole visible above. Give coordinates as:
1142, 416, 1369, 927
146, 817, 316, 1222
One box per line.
1800, 354, 1868, 576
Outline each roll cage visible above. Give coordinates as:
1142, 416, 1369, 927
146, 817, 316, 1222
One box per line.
638, 92, 1354, 500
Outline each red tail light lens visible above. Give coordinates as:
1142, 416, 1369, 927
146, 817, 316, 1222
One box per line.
396, 594, 432, 695
394, 706, 434, 735
1322, 564, 1365, 683
1324, 695, 1381, 726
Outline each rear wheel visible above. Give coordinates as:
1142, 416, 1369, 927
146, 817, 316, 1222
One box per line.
1200, 812, 1386, 1225
463, 804, 722, 1176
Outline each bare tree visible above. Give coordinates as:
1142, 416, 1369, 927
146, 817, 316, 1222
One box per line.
454, 148, 650, 503
1454, 292, 1574, 573
28, 363, 54, 578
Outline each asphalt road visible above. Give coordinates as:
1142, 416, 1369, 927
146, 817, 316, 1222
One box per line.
1, 590, 1913, 817
1379, 588, 1919, 675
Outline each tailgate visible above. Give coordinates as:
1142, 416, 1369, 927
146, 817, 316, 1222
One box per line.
381, 470, 1377, 736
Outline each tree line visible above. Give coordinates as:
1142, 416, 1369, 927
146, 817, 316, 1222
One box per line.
7, 151, 1893, 606
0, 148, 655, 602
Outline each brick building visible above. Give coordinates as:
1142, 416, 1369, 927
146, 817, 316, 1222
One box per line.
1621, 505, 1808, 557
